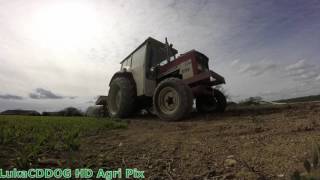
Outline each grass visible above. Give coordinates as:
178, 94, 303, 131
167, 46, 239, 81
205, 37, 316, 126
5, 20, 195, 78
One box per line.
0, 115, 127, 169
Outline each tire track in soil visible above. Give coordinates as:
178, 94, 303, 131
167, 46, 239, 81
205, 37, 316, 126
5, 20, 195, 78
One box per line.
79, 102, 320, 179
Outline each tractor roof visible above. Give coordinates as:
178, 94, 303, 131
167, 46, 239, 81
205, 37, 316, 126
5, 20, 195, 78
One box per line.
120, 37, 178, 64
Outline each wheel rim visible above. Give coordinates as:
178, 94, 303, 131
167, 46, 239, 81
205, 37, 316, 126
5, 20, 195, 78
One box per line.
158, 87, 180, 115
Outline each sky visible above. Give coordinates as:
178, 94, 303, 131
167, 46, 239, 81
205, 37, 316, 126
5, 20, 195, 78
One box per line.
0, 0, 320, 112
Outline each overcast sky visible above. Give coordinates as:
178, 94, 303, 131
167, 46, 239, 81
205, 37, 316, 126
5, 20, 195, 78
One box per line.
0, 0, 320, 112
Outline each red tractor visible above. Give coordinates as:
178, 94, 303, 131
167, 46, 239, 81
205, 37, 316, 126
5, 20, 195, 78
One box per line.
107, 37, 226, 120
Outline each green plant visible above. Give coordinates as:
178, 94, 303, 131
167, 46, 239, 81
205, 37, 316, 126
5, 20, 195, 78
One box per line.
0, 115, 127, 168
13, 144, 40, 169
63, 130, 80, 151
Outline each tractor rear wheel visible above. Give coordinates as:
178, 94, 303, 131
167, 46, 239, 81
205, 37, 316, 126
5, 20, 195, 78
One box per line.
153, 78, 193, 121
196, 89, 226, 113
107, 77, 136, 118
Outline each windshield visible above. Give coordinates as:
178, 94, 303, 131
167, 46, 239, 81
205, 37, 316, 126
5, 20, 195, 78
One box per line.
149, 41, 178, 67
150, 46, 169, 67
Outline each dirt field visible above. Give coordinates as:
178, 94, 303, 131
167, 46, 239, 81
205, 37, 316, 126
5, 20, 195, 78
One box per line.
79, 102, 320, 179
1, 102, 320, 179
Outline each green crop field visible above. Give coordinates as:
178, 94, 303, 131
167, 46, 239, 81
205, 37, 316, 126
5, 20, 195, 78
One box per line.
0, 115, 127, 169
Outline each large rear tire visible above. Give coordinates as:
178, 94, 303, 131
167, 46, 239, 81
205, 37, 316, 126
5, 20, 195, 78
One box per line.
196, 89, 226, 113
107, 77, 136, 118
153, 78, 193, 121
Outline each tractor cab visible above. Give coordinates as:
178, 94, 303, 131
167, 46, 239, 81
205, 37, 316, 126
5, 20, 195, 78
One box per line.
119, 37, 178, 97
120, 37, 177, 77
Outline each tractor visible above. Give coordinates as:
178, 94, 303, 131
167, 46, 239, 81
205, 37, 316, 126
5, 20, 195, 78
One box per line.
107, 37, 226, 120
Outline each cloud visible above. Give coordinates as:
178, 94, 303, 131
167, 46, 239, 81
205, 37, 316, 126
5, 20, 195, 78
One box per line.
285, 59, 310, 71
257, 64, 277, 75
258, 80, 320, 101
29, 88, 63, 99
235, 61, 277, 76
299, 71, 319, 80
29, 88, 78, 100
0, 94, 23, 100
286, 60, 320, 82
1, 0, 320, 111
230, 59, 240, 67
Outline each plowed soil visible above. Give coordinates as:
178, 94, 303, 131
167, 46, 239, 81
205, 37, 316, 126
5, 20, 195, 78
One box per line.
79, 102, 320, 179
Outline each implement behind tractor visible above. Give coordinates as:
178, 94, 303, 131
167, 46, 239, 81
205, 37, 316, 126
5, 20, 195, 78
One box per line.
106, 37, 226, 120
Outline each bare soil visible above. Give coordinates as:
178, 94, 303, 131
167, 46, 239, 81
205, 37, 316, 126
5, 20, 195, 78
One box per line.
77, 102, 320, 179
2, 102, 319, 179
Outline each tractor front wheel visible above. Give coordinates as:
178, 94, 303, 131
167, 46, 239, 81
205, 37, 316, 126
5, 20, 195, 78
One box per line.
153, 78, 193, 121
107, 77, 136, 118
196, 89, 227, 113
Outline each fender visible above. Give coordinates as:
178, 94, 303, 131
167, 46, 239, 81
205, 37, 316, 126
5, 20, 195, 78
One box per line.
109, 71, 137, 91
